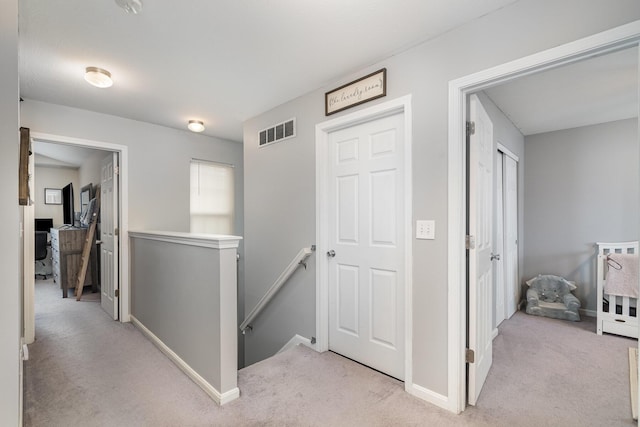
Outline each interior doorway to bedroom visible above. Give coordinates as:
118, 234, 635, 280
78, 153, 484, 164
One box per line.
464, 44, 639, 408
23, 133, 129, 345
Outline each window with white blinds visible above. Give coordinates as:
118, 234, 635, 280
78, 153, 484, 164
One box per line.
190, 160, 234, 235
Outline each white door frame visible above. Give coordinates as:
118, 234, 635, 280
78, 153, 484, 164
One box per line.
23, 153, 35, 344
447, 21, 640, 413
493, 147, 505, 332
24, 132, 130, 339
316, 95, 413, 386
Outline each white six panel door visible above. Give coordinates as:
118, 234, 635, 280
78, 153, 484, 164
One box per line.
327, 112, 405, 380
101, 152, 119, 320
468, 94, 494, 405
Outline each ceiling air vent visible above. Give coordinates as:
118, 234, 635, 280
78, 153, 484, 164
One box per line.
259, 118, 296, 147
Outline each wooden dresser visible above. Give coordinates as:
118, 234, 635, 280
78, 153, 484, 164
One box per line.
50, 227, 98, 298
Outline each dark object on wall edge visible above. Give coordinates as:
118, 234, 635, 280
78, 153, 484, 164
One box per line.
19, 127, 30, 206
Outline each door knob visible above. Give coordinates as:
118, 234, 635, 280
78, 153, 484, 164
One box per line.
327, 250, 336, 257
490, 253, 501, 261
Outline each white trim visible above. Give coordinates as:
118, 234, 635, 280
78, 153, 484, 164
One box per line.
315, 95, 413, 385
315, 121, 330, 353
278, 334, 317, 354
403, 100, 414, 389
129, 230, 242, 250
492, 328, 499, 341
496, 142, 519, 163
131, 315, 239, 405
447, 77, 467, 414
23, 150, 35, 345
448, 20, 640, 414
29, 132, 131, 322
406, 383, 451, 411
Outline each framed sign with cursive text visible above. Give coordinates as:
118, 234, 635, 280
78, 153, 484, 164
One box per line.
325, 68, 386, 116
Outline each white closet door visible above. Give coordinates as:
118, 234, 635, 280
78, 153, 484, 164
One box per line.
504, 155, 519, 318
327, 112, 405, 380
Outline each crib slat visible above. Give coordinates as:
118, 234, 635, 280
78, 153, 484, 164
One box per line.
623, 297, 630, 316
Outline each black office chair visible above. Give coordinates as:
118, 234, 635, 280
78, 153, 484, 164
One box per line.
35, 231, 49, 279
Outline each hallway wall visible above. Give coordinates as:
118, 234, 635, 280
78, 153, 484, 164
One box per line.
20, 100, 247, 367
0, 0, 21, 424
523, 118, 639, 312
242, 0, 640, 399
33, 166, 80, 228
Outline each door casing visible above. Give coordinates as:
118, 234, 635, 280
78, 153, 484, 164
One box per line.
316, 95, 413, 389
24, 132, 130, 330
448, 21, 640, 413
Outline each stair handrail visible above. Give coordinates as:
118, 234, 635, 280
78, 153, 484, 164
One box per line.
240, 245, 315, 334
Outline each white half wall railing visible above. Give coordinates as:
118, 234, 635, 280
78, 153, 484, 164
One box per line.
129, 230, 242, 405
240, 245, 315, 334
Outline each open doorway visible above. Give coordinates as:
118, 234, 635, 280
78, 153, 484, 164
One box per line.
448, 22, 640, 413
23, 132, 130, 344
467, 46, 639, 405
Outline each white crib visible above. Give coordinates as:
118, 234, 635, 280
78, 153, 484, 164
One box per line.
596, 241, 639, 339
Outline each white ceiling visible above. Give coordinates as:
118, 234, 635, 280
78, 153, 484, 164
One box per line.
484, 46, 638, 136
32, 141, 104, 168
19, 0, 520, 142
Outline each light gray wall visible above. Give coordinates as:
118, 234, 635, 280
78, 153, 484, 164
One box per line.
20, 100, 246, 367
79, 149, 108, 196
243, 0, 640, 395
0, 0, 21, 423
130, 236, 238, 394
21, 100, 243, 232
523, 118, 638, 312
34, 166, 80, 227
477, 92, 526, 326
243, 93, 319, 366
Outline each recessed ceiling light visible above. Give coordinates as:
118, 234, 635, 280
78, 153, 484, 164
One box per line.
115, 0, 143, 14
188, 120, 205, 133
84, 67, 113, 88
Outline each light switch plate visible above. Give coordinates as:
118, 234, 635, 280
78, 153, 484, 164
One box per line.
416, 220, 435, 240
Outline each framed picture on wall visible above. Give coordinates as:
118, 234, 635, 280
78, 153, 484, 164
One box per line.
44, 188, 62, 205
325, 68, 387, 116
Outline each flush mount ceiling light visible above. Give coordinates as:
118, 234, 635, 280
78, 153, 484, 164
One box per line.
188, 120, 205, 133
84, 67, 113, 88
115, 0, 143, 14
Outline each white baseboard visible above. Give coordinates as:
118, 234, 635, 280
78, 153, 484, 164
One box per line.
130, 315, 239, 405
406, 382, 455, 412
278, 334, 317, 354
580, 308, 596, 318
491, 328, 499, 340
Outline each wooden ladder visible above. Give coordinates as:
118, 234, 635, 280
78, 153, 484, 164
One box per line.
75, 189, 101, 301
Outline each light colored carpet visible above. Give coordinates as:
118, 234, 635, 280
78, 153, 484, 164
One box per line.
24, 279, 637, 426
